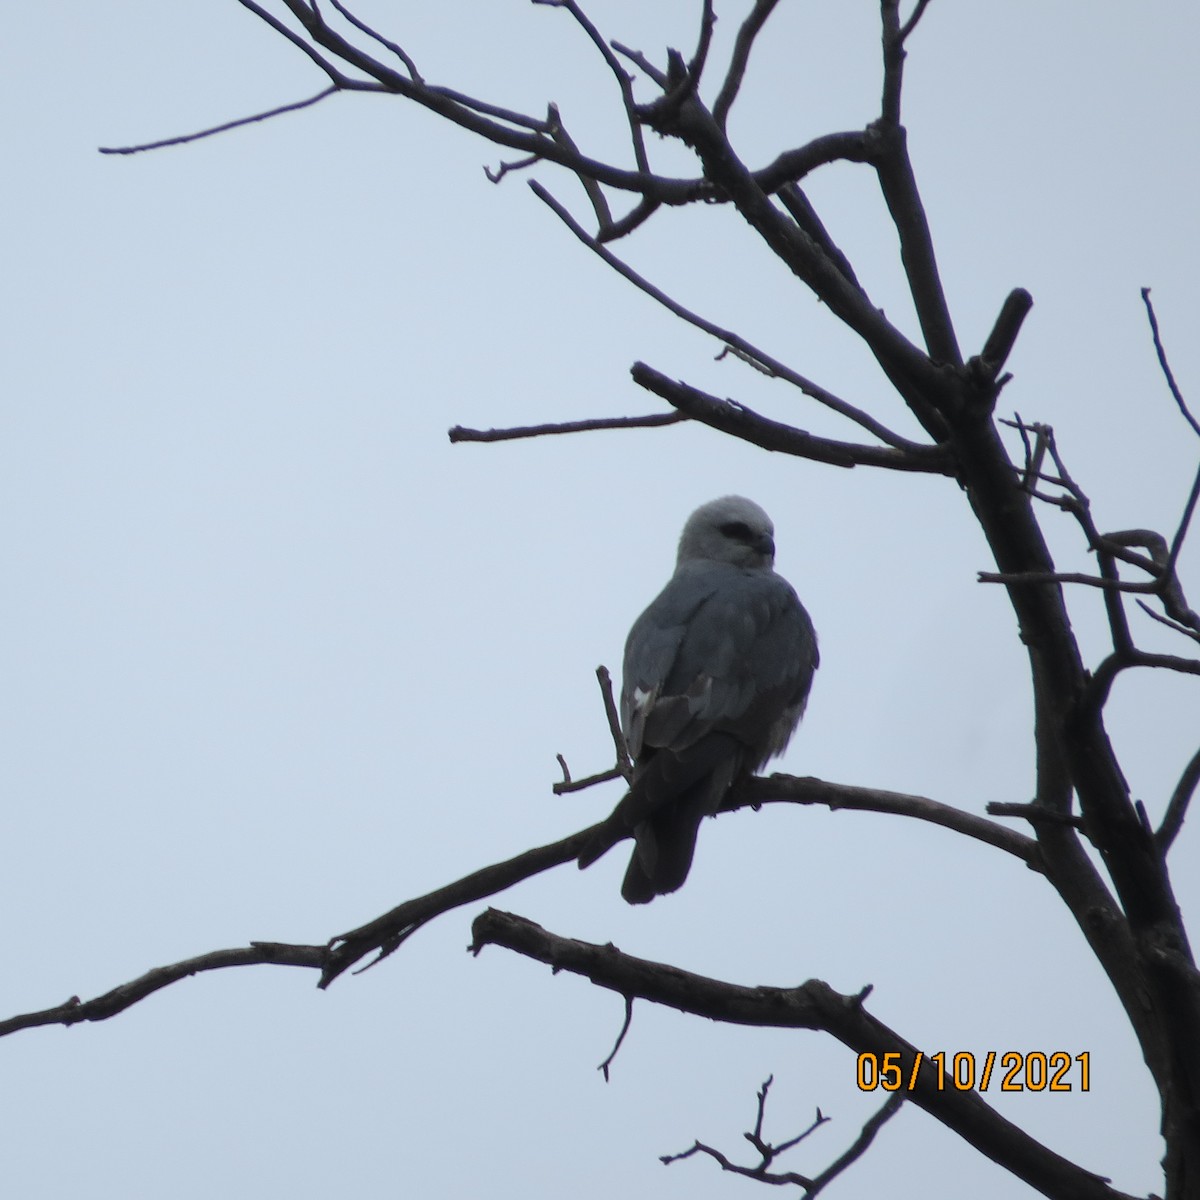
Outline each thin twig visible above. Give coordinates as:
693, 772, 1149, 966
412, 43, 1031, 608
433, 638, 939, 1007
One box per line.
327, 0, 422, 81
553, 766, 624, 795
533, 187, 931, 453
681, 0, 717, 105
598, 197, 661, 242
660, 1139, 814, 1188
877, 1, 961, 366
978, 571, 1157, 593
1002, 420, 1197, 642
631, 363, 954, 473
661, 1079, 828, 1188
807, 1094, 905, 1198
535, 0, 650, 175
236, 0, 352, 86
748, 1075, 776, 1148
448, 413, 686, 443
433, 87, 554, 132
484, 154, 542, 184
987, 803, 1086, 830
1136, 601, 1200, 644
610, 42, 669, 89
713, 0, 781, 129
595, 665, 632, 780
98, 87, 340, 155
531, 183, 931, 452
1167, 461, 1200, 584
544, 103, 612, 228
1039, 424, 1135, 652
1004, 412, 1035, 489
598, 996, 634, 1081
777, 184, 864, 292
1084, 649, 1200, 717
1141, 287, 1200, 439
1158, 745, 1200, 853
0, 944, 326, 1038
898, 0, 934, 44
254, 0, 692, 200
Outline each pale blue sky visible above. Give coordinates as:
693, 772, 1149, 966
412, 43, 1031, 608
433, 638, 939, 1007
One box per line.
2, 3, 1197, 1197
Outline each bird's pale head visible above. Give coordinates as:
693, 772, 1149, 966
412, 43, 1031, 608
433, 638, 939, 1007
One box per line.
676, 495, 777, 570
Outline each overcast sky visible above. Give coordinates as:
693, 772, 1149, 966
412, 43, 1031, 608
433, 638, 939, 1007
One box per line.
2, 3, 1198, 1198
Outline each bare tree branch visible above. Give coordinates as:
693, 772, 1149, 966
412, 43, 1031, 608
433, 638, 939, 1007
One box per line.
554, 665, 631, 795
978, 570, 1159, 594
1137, 600, 1200, 644
633, 72, 957, 438
236, 0, 355, 85
745, 775, 1039, 867
0, 943, 325, 1039
660, 1079, 828, 1189
611, 41, 668, 89
713, 0, 783, 130
898, 0, 935, 45
99, 86, 340, 155
987, 802, 1084, 830
237, 0, 692, 199
972, 288, 1034, 381
448, 412, 686, 443
1142, 287, 1200, 440
598, 995, 634, 1081
326, 0, 423, 81
531, 181, 929, 450
1, 765, 1036, 1035
630, 363, 953, 473
1158, 744, 1200, 854
597, 195, 660, 241
807, 1093, 905, 1198
534, 0, 650, 174
469, 909, 1140, 1200
877, 3, 961, 366
1167, 462, 1200, 593
777, 183, 865, 292
84, 4, 1200, 1190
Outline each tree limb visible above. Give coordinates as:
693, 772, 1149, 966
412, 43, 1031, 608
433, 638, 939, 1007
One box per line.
1158, 744, 1200, 854
0, 944, 326, 1038
531, 181, 927, 450
469, 909, 1139, 1200
448, 412, 686, 443
98, 86, 341, 155
713, 0, 782, 130
631, 363, 953, 473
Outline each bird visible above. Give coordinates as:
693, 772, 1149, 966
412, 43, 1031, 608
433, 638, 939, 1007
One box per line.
578, 495, 818, 903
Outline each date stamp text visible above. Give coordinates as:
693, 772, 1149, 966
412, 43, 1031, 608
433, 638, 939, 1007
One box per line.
856, 1051, 1090, 1093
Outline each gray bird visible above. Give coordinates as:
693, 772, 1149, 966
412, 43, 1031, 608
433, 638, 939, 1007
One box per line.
579, 496, 818, 903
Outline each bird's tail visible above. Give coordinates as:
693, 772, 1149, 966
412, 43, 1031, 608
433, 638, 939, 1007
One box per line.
619, 800, 709, 904
579, 734, 744, 903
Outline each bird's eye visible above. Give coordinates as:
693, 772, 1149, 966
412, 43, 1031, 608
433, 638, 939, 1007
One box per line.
719, 521, 755, 542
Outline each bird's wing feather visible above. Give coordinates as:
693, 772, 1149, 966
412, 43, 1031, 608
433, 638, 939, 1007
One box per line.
622, 561, 817, 764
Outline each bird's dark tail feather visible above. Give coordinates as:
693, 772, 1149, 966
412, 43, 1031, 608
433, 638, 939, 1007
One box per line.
578, 733, 744, 904
619, 801, 707, 904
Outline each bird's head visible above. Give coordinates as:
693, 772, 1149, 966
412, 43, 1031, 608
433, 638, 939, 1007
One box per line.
676, 495, 777, 570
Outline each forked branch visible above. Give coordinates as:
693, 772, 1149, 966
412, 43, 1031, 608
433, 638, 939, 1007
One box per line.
470, 909, 1138, 1200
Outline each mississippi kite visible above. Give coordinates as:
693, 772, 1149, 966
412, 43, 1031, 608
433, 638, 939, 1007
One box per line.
579, 495, 818, 903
